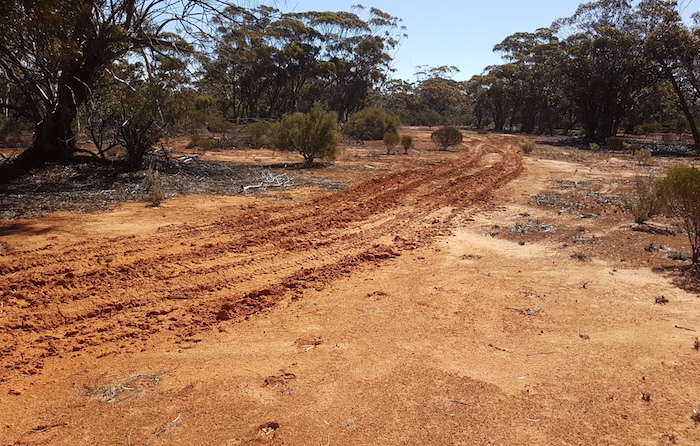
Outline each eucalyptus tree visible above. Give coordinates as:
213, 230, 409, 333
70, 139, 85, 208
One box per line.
479, 64, 521, 131
638, 0, 700, 146
0, 0, 241, 182
494, 28, 566, 134
464, 75, 491, 129
376, 79, 420, 124
553, 0, 657, 140
414, 66, 467, 124
200, 5, 405, 121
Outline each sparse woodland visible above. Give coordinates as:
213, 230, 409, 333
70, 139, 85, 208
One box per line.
1, 0, 700, 181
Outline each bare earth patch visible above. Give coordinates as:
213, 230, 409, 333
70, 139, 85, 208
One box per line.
2, 130, 700, 445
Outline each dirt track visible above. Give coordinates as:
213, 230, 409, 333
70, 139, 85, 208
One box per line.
0, 134, 521, 381
3, 131, 700, 445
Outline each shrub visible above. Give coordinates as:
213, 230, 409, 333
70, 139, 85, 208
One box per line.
634, 123, 662, 135
0, 118, 32, 148
246, 121, 275, 148
275, 103, 341, 166
634, 148, 652, 164
343, 108, 400, 141
624, 175, 662, 224
187, 135, 213, 150
431, 126, 463, 151
605, 136, 626, 149
400, 135, 413, 154
143, 166, 165, 206
383, 132, 400, 155
414, 109, 443, 127
657, 165, 700, 263
520, 140, 536, 154
589, 142, 600, 153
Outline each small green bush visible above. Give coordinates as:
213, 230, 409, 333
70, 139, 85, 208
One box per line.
624, 175, 661, 224
383, 132, 400, 155
400, 135, 413, 154
188, 135, 213, 150
658, 165, 700, 263
0, 118, 32, 148
246, 121, 275, 148
431, 126, 463, 151
589, 142, 600, 153
275, 103, 341, 165
207, 117, 237, 134
605, 136, 626, 149
634, 123, 662, 135
343, 108, 400, 141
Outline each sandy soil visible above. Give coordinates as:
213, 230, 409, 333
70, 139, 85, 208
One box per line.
2, 130, 700, 445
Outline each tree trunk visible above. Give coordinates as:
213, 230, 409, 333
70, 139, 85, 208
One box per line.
0, 111, 76, 184
0, 61, 99, 184
666, 70, 700, 148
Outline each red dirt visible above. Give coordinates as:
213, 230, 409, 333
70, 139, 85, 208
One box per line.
2, 130, 700, 445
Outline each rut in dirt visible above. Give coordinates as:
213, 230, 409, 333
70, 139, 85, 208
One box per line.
0, 139, 522, 379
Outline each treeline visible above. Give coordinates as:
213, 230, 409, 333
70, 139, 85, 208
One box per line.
1, 0, 700, 181
0, 1, 404, 180
379, 0, 700, 145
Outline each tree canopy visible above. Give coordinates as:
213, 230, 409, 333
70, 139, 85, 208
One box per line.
0, 0, 230, 181
3, 0, 700, 185
198, 5, 405, 121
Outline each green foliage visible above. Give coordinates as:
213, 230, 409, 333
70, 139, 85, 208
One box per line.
206, 116, 237, 136
188, 136, 213, 150
658, 165, 700, 263
624, 175, 661, 224
400, 135, 413, 154
383, 132, 400, 155
634, 123, 663, 135
605, 137, 626, 149
201, 6, 404, 121
275, 104, 341, 165
413, 109, 444, 127
0, 118, 32, 148
246, 121, 275, 148
588, 142, 601, 153
431, 126, 463, 151
343, 108, 400, 141
100, 62, 185, 170
0, 0, 200, 182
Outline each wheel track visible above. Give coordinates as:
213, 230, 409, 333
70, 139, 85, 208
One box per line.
0, 141, 522, 379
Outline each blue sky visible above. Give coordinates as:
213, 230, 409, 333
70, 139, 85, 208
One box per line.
281, 1, 697, 82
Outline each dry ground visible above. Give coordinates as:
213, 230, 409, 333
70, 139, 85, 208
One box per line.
2, 129, 700, 445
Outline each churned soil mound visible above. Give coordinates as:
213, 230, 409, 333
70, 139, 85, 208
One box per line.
1, 130, 700, 445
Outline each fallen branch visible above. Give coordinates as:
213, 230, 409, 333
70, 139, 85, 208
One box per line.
241, 171, 294, 192
31, 422, 68, 433
525, 306, 543, 316
242, 182, 265, 191
450, 400, 474, 407
675, 325, 696, 332
505, 305, 542, 316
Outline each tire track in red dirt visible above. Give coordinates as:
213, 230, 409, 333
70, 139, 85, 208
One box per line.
0, 138, 522, 380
